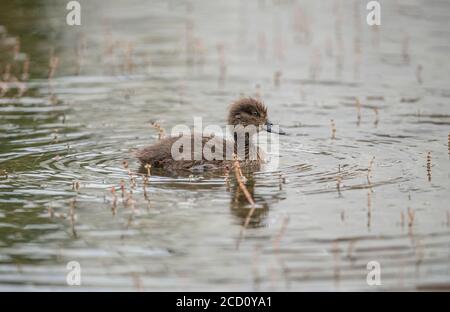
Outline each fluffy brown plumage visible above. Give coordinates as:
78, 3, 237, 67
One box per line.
136, 97, 273, 174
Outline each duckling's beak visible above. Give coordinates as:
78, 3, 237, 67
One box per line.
264, 120, 286, 135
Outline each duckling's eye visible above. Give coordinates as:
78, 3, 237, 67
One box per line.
252, 111, 259, 117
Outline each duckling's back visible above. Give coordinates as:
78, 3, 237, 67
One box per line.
136, 135, 232, 172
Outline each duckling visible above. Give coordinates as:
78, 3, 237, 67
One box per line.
136, 97, 285, 174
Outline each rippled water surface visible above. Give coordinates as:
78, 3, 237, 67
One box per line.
1, 0, 450, 291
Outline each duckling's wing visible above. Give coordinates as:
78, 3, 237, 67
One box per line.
135, 136, 181, 166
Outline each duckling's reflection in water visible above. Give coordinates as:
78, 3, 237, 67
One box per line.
229, 175, 270, 228
137, 166, 283, 229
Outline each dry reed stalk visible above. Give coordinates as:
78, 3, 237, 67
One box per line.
48, 206, 55, 218
144, 163, 152, 177
416, 65, 423, 84
48, 54, 59, 80
21, 56, 30, 81
336, 175, 342, 197
123, 42, 134, 74
3, 63, 11, 81
16, 80, 27, 97
367, 157, 375, 190
331, 119, 336, 139
128, 170, 137, 189
367, 157, 375, 175
49, 94, 59, 105
233, 158, 254, 206
0, 81, 8, 97
356, 98, 361, 126
402, 35, 410, 64
193, 38, 206, 67
278, 172, 283, 190
69, 198, 77, 238
223, 165, 230, 190
47, 50, 59, 97
448, 133, 450, 159
346, 240, 356, 261
13, 38, 20, 58
111, 186, 117, 216
373, 107, 379, 127
52, 132, 59, 144
120, 179, 125, 198
0, 170, 8, 179
124, 189, 135, 209
72, 180, 80, 192
150, 122, 166, 140
400, 211, 405, 229
367, 191, 372, 229
75, 34, 86, 75
273, 70, 282, 88
143, 176, 149, 200
407, 207, 415, 228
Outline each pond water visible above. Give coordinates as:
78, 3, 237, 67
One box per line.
0, 0, 449, 291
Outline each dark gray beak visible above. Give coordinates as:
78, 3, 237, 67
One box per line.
264, 120, 286, 135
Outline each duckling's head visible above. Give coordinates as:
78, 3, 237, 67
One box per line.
228, 97, 285, 134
